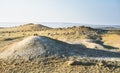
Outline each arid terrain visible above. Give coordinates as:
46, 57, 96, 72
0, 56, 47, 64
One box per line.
0, 23, 120, 73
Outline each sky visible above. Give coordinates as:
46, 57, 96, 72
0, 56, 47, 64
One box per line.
0, 0, 120, 27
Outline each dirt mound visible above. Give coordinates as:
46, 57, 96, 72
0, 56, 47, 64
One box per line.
19, 23, 51, 30
0, 36, 78, 60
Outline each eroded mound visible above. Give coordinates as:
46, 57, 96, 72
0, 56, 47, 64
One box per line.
0, 36, 77, 60
1, 36, 120, 61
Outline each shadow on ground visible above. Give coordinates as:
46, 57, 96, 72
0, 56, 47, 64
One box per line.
95, 40, 119, 49
71, 44, 120, 58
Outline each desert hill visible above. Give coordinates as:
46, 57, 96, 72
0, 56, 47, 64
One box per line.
18, 23, 51, 30
0, 36, 120, 60
0, 23, 51, 33
0, 24, 105, 40
0, 36, 74, 59
0, 23, 119, 50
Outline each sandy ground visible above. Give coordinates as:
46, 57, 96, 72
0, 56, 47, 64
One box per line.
0, 57, 120, 73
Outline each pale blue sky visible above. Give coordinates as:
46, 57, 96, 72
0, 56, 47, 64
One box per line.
0, 0, 120, 27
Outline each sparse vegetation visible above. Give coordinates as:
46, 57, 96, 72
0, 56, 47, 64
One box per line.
0, 23, 120, 73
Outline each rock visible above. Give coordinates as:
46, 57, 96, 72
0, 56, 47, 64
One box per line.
66, 60, 80, 66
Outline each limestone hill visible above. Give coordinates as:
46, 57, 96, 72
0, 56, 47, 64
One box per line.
0, 36, 120, 61
0, 36, 78, 60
